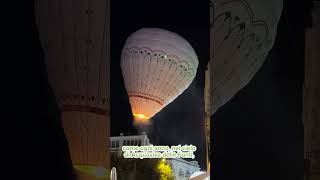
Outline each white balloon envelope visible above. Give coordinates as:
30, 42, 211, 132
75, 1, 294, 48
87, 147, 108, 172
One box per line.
210, 0, 283, 115
121, 28, 199, 123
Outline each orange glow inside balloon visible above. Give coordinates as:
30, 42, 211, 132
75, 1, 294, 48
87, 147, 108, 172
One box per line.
133, 113, 150, 124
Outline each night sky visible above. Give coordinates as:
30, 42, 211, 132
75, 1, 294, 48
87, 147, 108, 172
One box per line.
111, 0, 210, 169
212, 1, 313, 179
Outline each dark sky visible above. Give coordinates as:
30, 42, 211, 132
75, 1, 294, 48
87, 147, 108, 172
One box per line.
212, 1, 313, 180
110, 0, 210, 169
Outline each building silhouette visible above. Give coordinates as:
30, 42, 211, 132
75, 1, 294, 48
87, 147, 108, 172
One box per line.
304, 1, 320, 180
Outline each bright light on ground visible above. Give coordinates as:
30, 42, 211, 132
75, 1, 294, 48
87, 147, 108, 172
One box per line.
74, 165, 109, 179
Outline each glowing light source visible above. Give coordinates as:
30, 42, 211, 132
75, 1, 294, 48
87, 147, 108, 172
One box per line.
74, 165, 109, 179
132, 113, 151, 125
157, 159, 174, 180
133, 113, 149, 120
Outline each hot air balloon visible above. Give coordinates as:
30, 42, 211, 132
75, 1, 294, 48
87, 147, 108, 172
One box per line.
120, 28, 199, 124
210, 0, 283, 115
34, 0, 110, 174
